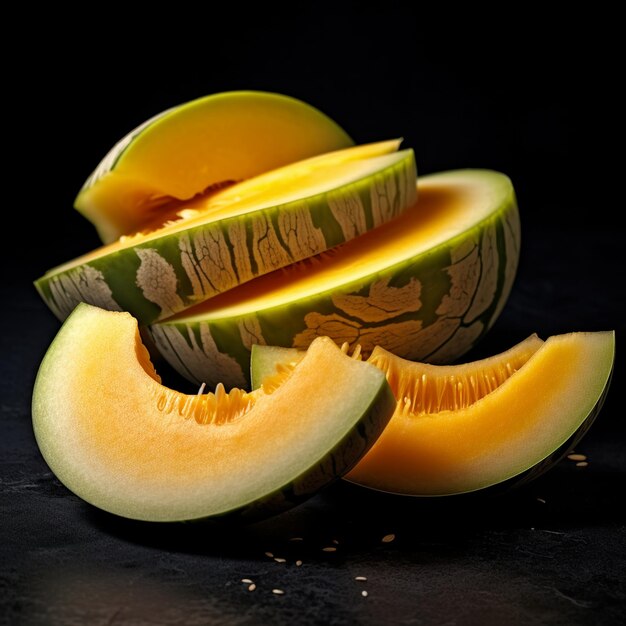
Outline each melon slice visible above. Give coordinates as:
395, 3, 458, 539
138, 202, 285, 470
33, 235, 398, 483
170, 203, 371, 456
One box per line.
251, 331, 615, 495
76, 91, 354, 243
151, 169, 519, 388
36, 141, 416, 325
31, 305, 395, 522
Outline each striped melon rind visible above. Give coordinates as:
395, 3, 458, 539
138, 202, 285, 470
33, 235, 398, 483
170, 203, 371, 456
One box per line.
36, 143, 416, 325
150, 170, 520, 389
76, 91, 354, 243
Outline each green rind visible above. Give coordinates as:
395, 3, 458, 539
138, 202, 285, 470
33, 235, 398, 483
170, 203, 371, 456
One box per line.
37, 151, 417, 326
151, 170, 520, 388
32, 305, 396, 522
228, 380, 396, 522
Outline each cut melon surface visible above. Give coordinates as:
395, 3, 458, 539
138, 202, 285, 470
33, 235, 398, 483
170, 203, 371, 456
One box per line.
251, 331, 615, 495
152, 169, 519, 388
31, 305, 395, 522
36, 141, 416, 325
76, 91, 354, 242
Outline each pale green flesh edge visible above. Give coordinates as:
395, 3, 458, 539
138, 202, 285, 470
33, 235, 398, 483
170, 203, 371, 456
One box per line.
37, 151, 416, 326
31, 305, 396, 522
149, 170, 521, 388
250, 332, 615, 497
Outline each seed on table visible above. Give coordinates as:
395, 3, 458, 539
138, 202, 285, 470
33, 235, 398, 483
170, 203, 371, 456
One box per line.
361, 590, 369, 597
296, 560, 303, 566
264, 551, 274, 558
248, 583, 256, 591
241, 578, 253, 584
272, 589, 285, 595
274, 557, 287, 563
576, 461, 589, 467
567, 453, 587, 462
355, 576, 367, 581
381, 533, 396, 543
322, 547, 337, 552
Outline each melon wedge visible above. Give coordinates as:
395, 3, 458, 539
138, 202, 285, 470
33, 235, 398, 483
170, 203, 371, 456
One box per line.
31, 305, 395, 522
36, 141, 416, 325
76, 91, 353, 243
151, 169, 519, 388
251, 332, 615, 495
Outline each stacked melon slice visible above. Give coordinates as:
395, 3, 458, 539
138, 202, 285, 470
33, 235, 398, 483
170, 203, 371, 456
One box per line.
32, 91, 614, 521
36, 91, 518, 387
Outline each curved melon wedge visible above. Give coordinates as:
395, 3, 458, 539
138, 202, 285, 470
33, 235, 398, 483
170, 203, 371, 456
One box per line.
36, 141, 415, 325
251, 332, 615, 495
32, 305, 395, 522
76, 91, 354, 243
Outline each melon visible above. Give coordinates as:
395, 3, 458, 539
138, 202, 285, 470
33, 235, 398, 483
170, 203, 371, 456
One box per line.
76, 91, 353, 243
36, 141, 416, 325
31, 305, 395, 522
150, 169, 519, 389
251, 331, 615, 495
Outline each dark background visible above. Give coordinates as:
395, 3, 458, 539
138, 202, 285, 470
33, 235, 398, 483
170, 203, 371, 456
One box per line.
3, 7, 624, 625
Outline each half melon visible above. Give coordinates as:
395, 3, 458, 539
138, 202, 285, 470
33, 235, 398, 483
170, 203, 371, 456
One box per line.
31, 305, 395, 521
76, 91, 354, 243
251, 331, 615, 495
151, 169, 519, 388
36, 141, 416, 325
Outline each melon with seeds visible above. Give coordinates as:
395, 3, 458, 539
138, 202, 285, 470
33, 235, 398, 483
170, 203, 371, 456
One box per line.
251, 331, 615, 495
151, 169, 519, 388
36, 141, 416, 325
31, 305, 395, 521
76, 91, 354, 242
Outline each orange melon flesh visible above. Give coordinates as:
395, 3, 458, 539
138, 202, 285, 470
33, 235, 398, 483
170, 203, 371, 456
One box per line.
345, 331, 615, 495
76, 91, 354, 242
32, 305, 395, 521
49, 140, 403, 275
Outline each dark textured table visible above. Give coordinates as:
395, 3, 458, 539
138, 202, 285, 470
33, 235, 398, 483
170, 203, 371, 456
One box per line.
4, 9, 624, 623
2, 220, 624, 625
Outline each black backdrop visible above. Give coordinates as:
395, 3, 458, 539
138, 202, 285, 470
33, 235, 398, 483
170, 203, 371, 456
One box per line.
3, 8, 625, 625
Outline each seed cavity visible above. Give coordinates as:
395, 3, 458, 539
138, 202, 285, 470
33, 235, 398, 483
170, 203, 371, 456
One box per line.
370, 348, 535, 416
155, 383, 254, 425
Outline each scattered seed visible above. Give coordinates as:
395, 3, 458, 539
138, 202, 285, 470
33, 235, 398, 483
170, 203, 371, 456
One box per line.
536, 497, 546, 504
361, 590, 369, 597
322, 547, 337, 552
295, 559, 303, 566
568, 453, 587, 462
576, 461, 589, 467
272, 589, 285, 595
241, 578, 253, 584
274, 557, 287, 563
381, 534, 396, 543
289, 537, 304, 542
332, 539, 339, 545
248, 583, 256, 592
264, 551, 274, 558
355, 576, 367, 581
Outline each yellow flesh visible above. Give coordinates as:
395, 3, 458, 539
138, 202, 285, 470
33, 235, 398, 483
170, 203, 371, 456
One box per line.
33, 306, 387, 521
172, 170, 508, 322
76, 92, 354, 242
345, 332, 614, 494
48, 141, 401, 276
